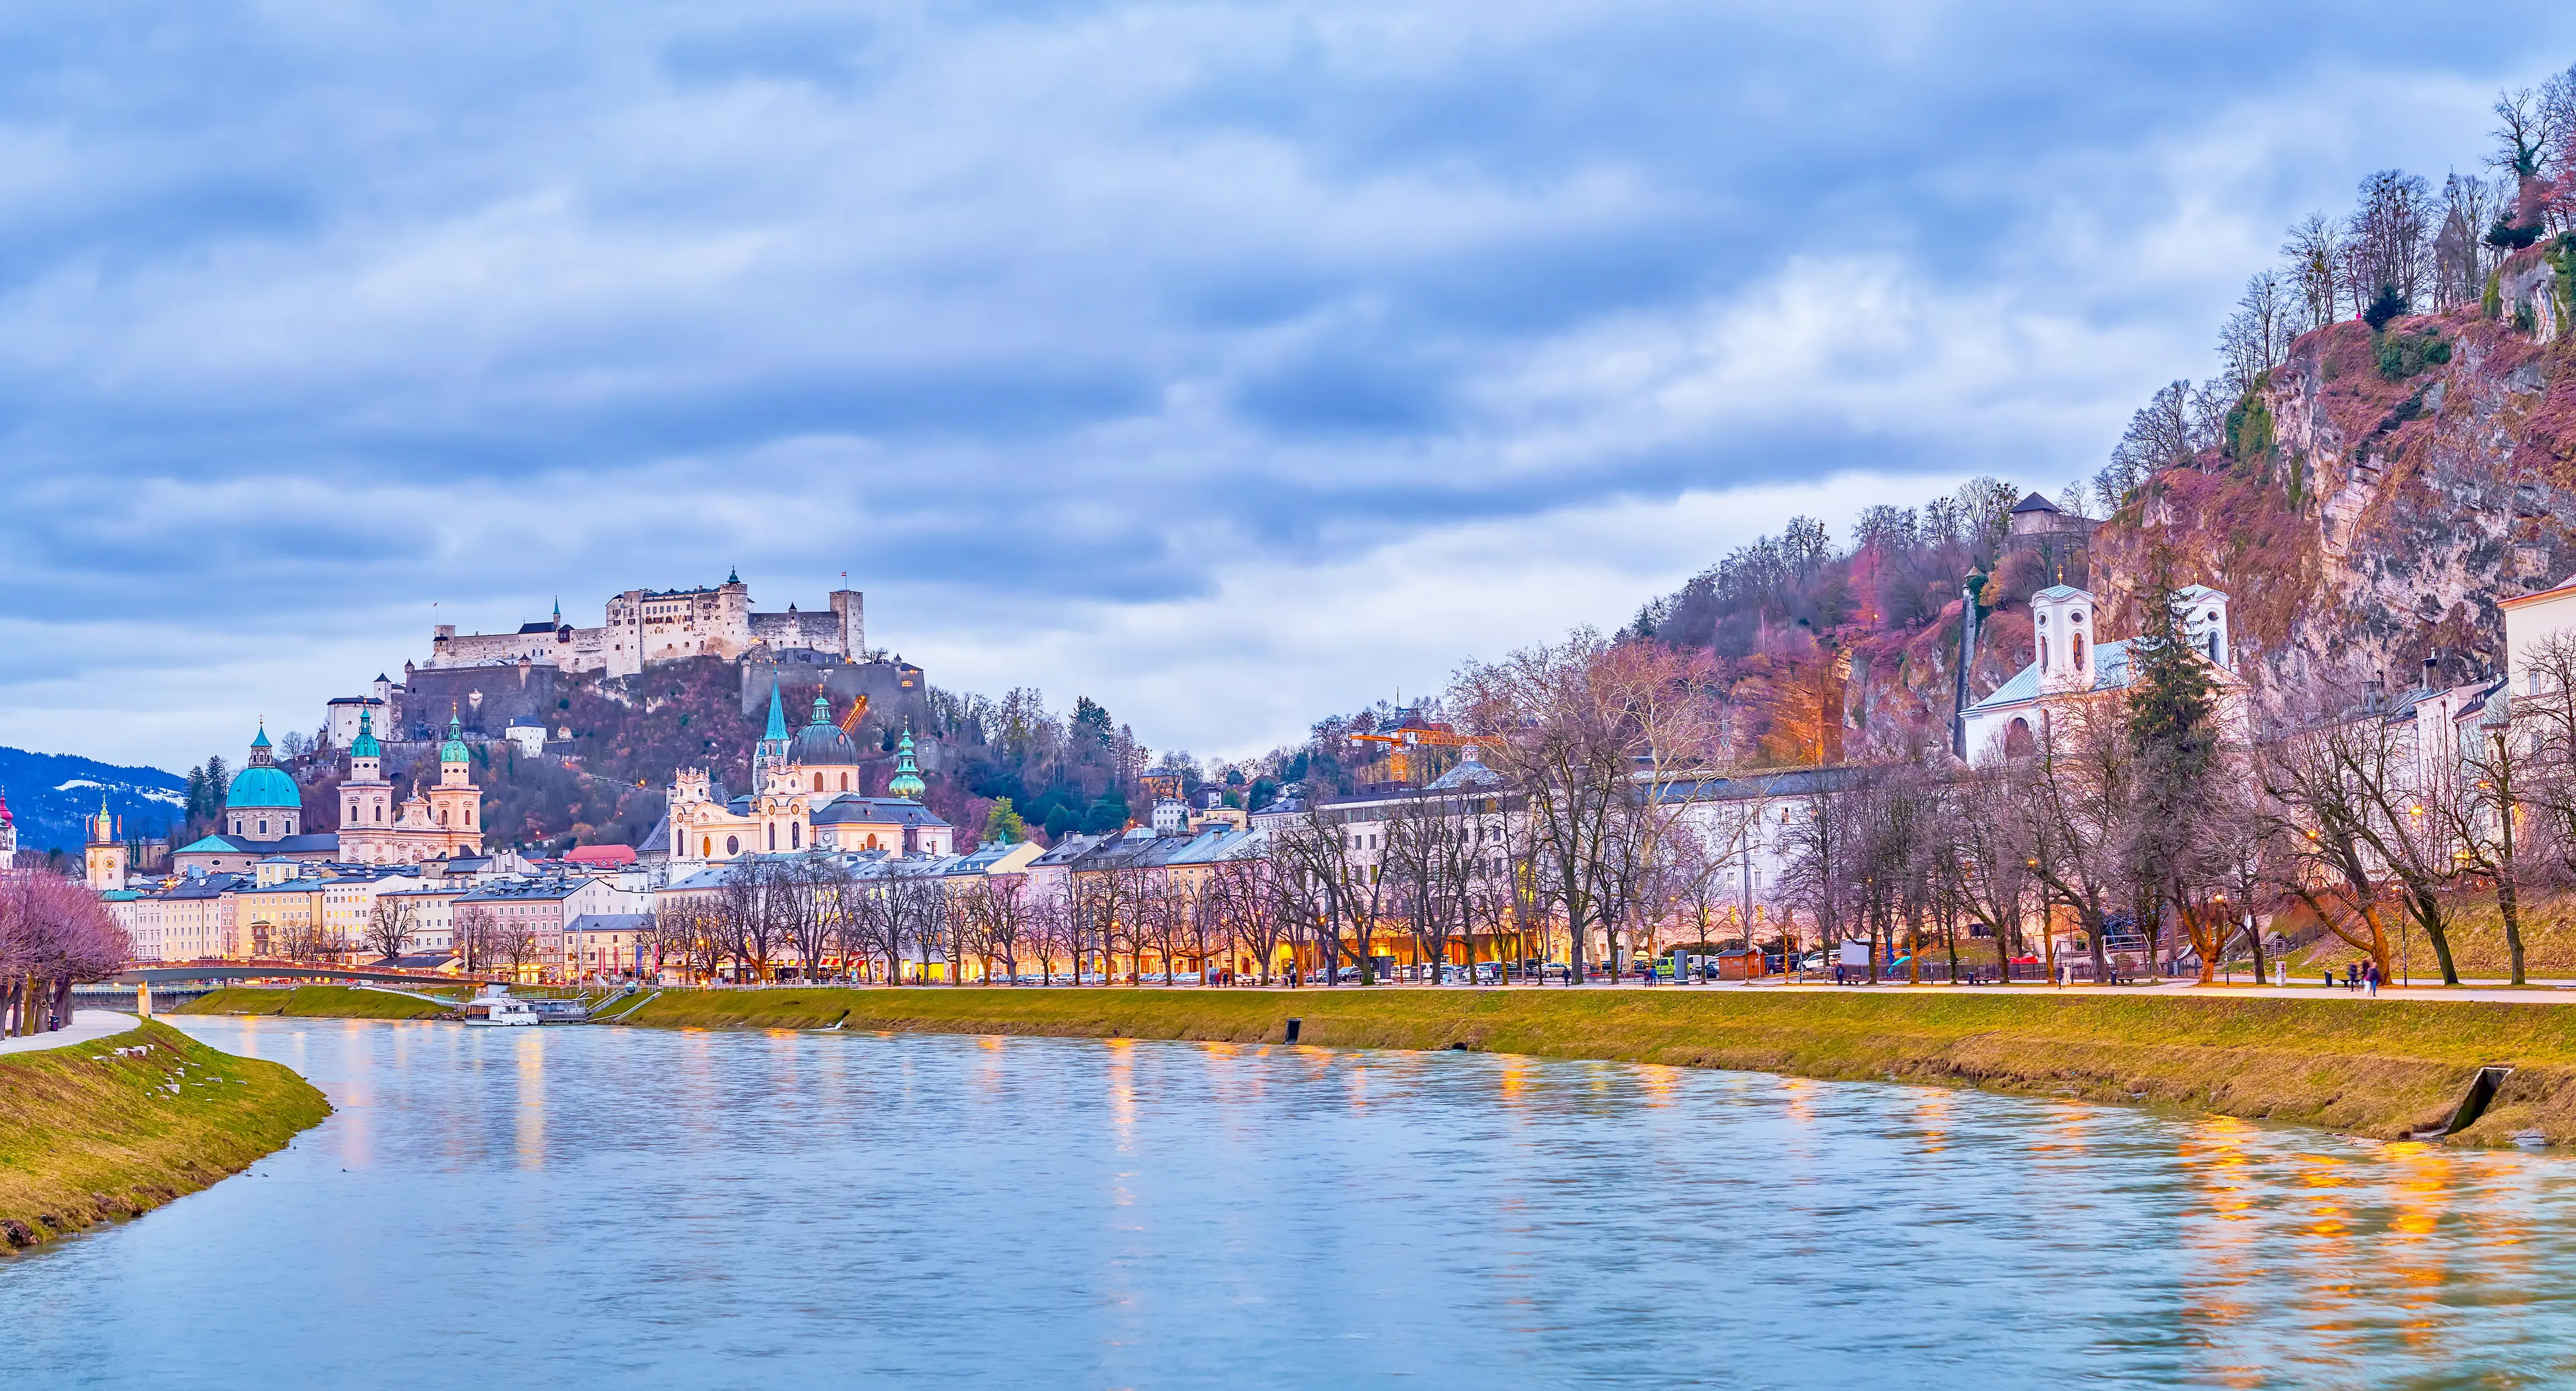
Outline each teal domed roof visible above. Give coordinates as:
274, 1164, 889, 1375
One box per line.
440, 713, 470, 765
887, 724, 926, 801
226, 723, 301, 810
350, 707, 382, 760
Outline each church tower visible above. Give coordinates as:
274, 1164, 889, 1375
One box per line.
2032, 584, 2097, 696
753, 679, 793, 789
0, 785, 16, 862
425, 711, 483, 850
339, 705, 394, 843
85, 796, 127, 891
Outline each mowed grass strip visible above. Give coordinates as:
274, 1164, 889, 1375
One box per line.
0, 1019, 331, 1249
611, 986, 2576, 1144
176, 985, 457, 1020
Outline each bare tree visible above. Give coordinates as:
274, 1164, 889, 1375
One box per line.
2345, 168, 2435, 313
454, 905, 496, 976
364, 895, 419, 961
1452, 632, 1729, 983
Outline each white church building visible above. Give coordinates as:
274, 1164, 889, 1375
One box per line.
1961, 582, 2244, 763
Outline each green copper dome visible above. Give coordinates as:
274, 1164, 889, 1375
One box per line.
887, 723, 926, 800
440, 713, 471, 765
350, 706, 382, 760
225, 724, 301, 810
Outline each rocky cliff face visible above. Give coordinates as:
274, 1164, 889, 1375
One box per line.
2075, 249, 2576, 705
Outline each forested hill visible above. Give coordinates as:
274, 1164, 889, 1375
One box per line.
0, 746, 186, 858
1626, 66, 2576, 761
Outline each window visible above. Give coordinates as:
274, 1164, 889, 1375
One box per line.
2072, 634, 2086, 670
726, 835, 740, 855
840, 773, 850, 791
814, 774, 823, 791
791, 823, 802, 849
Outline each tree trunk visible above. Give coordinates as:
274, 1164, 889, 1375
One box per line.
2410, 889, 2460, 985
2500, 858, 2528, 989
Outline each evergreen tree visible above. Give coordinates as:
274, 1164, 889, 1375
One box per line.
983, 796, 1026, 844
2126, 551, 2218, 759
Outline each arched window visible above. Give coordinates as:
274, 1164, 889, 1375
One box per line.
2207, 632, 2220, 662
2072, 634, 2087, 671
439, 810, 448, 826
2004, 717, 2037, 759
840, 773, 850, 791
814, 774, 822, 791
866, 834, 879, 850
768, 824, 777, 850
466, 807, 473, 826
791, 822, 802, 849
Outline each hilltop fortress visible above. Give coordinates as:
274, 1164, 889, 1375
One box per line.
423, 571, 863, 678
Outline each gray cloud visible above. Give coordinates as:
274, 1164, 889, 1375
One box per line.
1, 1, 2571, 768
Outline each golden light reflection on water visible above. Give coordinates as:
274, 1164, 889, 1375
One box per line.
1106, 1036, 1136, 1151
2169, 1111, 2565, 1381
1911, 1091, 1950, 1155
513, 1029, 545, 1169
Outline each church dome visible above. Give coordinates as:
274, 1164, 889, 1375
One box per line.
790, 693, 860, 764
225, 767, 302, 810
350, 707, 382, 760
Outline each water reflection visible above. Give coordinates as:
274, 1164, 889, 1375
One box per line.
3, 1019, 2575, 1388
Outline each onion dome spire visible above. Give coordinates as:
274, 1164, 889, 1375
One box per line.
887, 723, 926, 800
352, 705, 382, 760
441, 709, 470, 765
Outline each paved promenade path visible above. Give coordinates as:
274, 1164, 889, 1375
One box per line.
0, 1010, 140, 1057
1656, 979, 2576, 1004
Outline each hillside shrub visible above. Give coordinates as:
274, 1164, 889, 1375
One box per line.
2362, 283, 2410, 331
2374, 329, 2450, 381
2485, 267, 2504, 319
2226, 394, 2274, 459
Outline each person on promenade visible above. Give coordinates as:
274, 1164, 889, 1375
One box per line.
2366, 962, 2380, 997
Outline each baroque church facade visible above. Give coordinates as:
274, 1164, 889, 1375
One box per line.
174, 716, 487, 875
664, 685, 952, 866
1960, 581, 2247, 764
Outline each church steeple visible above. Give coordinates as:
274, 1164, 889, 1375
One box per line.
887, 722, 926, 801
755, 678, 793, 786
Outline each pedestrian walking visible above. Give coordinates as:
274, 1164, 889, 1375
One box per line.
2366, 962, 2380, 997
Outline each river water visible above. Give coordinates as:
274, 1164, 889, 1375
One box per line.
5, 1017, 2575, 1388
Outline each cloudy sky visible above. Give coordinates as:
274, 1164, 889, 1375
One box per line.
3, 3, 2572, 773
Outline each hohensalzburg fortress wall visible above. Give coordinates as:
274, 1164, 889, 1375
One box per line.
425, 574, 863, 677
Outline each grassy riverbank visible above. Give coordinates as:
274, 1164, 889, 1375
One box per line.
0, 1019, 331, 1250
176, 986, 457, 1020
609, 985, 2576, 1145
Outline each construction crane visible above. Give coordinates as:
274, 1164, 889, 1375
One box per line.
1348, 709, 1477, 783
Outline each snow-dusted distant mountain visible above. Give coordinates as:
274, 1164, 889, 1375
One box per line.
0, 746, 187, 856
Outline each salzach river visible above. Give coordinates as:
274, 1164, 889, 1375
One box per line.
6, 1017, 2575, 1387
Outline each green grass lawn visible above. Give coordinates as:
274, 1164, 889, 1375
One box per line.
0, 1019, 331, 1249
174, 986, 456, 1020
612, 985, 2576, 1144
